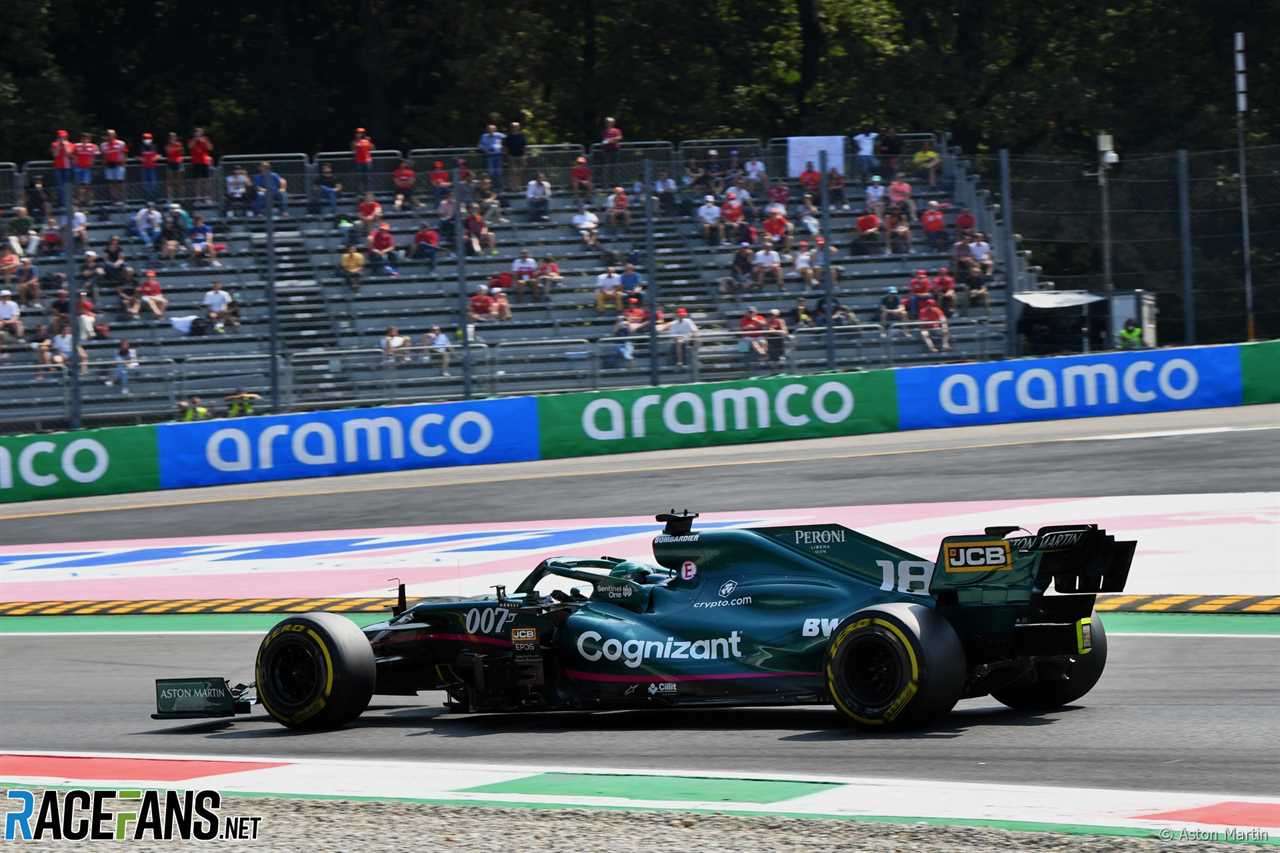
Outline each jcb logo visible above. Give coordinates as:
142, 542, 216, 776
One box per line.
944, 540, 1012, 573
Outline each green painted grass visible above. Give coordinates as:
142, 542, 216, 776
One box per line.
1103, 612, 1280, 635
462, 772, 837, 804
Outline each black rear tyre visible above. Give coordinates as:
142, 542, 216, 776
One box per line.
991, 611, 1108, 710
255, 612, 375, 730
825, 602, 966, 729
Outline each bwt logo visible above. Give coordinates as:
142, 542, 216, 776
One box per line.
204, 413, 494, 471
938, 358, 1199, 415
0, 439, 109, 490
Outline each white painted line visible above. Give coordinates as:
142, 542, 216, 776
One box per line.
1108, 632, 1280, 640
0, 631, 267, 639
1069, 425, 1280, 442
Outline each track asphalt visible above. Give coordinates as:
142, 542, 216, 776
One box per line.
0, 404, 1276, 796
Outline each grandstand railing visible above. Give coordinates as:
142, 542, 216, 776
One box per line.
491, 338, 594, 396
0, 162, 20, 209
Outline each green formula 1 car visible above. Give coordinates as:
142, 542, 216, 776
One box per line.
154, 511, 1134, 731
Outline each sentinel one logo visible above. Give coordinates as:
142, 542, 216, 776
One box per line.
939, 358, 1199, 415
0, 439, 109, 490
581, 382, 856, 441
576, 630, 743, 668
204, 414, 494, 471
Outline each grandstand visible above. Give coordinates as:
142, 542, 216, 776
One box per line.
0, 133, 1027, 431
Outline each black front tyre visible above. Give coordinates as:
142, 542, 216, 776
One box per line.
825, 602, 966, 730
991, 611, 1108, 710
255, 612, 376, 730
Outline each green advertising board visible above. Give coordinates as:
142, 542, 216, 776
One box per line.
1240, 339, 1280, 405
538, 371, 898, 458
0, 424, 160, 504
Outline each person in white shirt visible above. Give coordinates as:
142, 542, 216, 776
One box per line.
51, 330, 89, 375
224, 167, 250, 217
134, 204, 163, 253
511, 250, 538, 301
381, 325, 409, 362
654, 171, 678, 215
571, 206, 599, 248
753, 245, 783, 289
745, 157, 768, 188
595, 266, 623, 312
525, 173, 551, 221
969, 232, 994, 275
853, 130, 880, 180
662, 307, 699, 366
0, 290, 23, 347
865, 175, 886, 216
201, 281, 232, 331
793, 243, 816, 288
697, 195, 723, 245
422, 324, 451, 375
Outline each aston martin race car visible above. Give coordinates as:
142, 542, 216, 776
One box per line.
154, 511, 1134, 730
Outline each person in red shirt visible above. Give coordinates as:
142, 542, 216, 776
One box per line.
50, 130, 74, 203
798, 161, 821, 195
599, 116, 623, 184
828, 168, 847, 208
367, 222, 399, 276
535, 256, 562, 301
738, 306, 769, 363
427, 160, 451, 200
766, 182, 790, 215
357, 192, 383, 228
392, 159, 417, 210
570, 156, 592, 204
138, 132, 159, 200
855, 210, 882, 255
907, 269, 932, 317
98, 129, 128, 205
469, 287, 495, 322
954, 208, 976, 237
73, 133, 99, 206
622, 297, 649, 333
721, 193, 744, 226
352, 127, 374, 193
164, 132, 184, 202
763, 210, 792, 254
607, 186, 630, 228
920, 199, 948, 251
464, 204, 496, 255
412, 222, 440, 272
917, 297, 950, 352
188, 128, 214, 203
930, 266, 957, 315
765, 307, 789, 363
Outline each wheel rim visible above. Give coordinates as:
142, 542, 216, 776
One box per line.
265, 637, 323, 709
844, 634, 904, 707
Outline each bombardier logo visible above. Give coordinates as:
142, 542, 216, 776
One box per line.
943, 540, 1013, 573
576, 630, 743, 668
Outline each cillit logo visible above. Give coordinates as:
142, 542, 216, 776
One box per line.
0, 439, 109, 490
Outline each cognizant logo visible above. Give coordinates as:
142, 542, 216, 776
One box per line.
938, 358, 1199, 415
581, 382, 855, 441
203, 413, 494, 471
576, 630, 743, 668
0, 439, 109, 490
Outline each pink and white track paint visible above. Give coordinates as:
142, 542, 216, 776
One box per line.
0, 492, 1274, 603
1, 751, 1277, 837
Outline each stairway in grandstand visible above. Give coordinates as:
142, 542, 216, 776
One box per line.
0, 136, 1011, 430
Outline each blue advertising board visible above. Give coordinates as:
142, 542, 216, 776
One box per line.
157, 397, 540, 488
895, 345, 1243, 430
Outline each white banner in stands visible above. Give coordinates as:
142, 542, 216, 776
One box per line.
786, 136, 845, 178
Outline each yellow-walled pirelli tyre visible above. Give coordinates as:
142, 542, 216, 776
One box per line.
825, 603, 966, 730
990, 611, 1108, 710
255, 612, 376, 731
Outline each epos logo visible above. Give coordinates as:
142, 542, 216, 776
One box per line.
943, 540, 1012, 573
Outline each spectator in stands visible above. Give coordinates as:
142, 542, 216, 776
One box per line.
790, 297, 813, 328
619, 262, 645, 302
51, 324, 89, 375
436, 192, 457, 243
864, 174, 886, 217
511, 249, 538, 301
794, 241, 815, 288
526, 172, 551, 222
134, 203, 163, 255
105, 339, 138, 393
225, 389, 260, 417
417, 325, 451, 374
224, 166, 251, 218
654, 171, 678, 216
888, 175, 916, 221
798, 161, 822, 196
799, 194, 821, 237
504, 122, 528, 191
954, 208, 976, 237
492, 287, 513, 320
753, 241, 783, 289
164, 131, 184, 201
428, 160, 452, 200
913, 143, 942, 187
704, 150, 725, 195
697, 195, 723, 245
721, 191, 744, 233
906, 269, 932, 317
931, 267, 957, 315
814, 300, 856, 326
25, 177, 50, 223
139, 133, 159, 200
78, 251, 104, 302
880, 128, 903, 175
621, 297, 650, 334
73, 132, 99, 207
102, 235, 130, 285
951, 231, 973, 272
766, 182, 790, 217
358, 192, 383, 229
684, 158, 707, 194
16, 259, 41, 307
51, 130, 74, 204
476, 174, 505, 223
599, 116, 623, 183
478, 123, 505, 185
75, 290, 97, 341
138, 270, 167, 317
412, 222, 440, 273
920, 200, 948, 252
381, 325, 410, 361
970, 232, 994, 276
392, 159, 418, 210
463, 204, 497, 256
958, 258, 989, 314
341, 244, 365, 291
202, 281, 233, 332
745, 154, 768, 190
853, 129, 879, 181
595, 266, 623, 313
726, 178, 756, 219
536, 256, 562, 300
252, 161, 288, 216
853, 208, 881, 256
468, 286, 494, 322
189, 216, 221, 266
738, 306, 769, 366
765, 308, 788, 363
368, 221, 400, 275
572, 205, 600, 248
570, 156, 593, 203
917, 297, 950, 352
0, 289, 22, 349
827, 168, 847, 208
313, 162, 341, 218
661, 307, 698, 367
176, 395, 210, 420
606, 186, 630, 229
188, 128, 215, 203
885, 206, 912, 254
158, 214, 187, 264
353, 128, 374, 192
37, 217, 62, 257
100, 129, 128, 206
0, 249, 18, 288
116, 270, 141, 319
